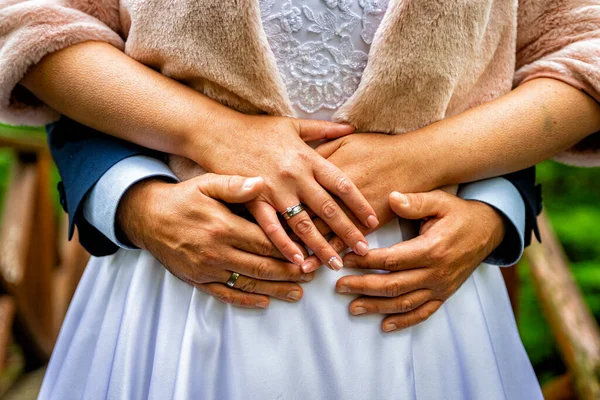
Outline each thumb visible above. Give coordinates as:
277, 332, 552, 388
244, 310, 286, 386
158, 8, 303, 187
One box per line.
296, 119, 355, 142
389, 191, 449, 220
195, 173, 265, 203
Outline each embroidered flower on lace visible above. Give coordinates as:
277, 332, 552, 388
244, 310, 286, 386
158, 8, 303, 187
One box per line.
358, 0, 389, 44
260, 0, 387, 114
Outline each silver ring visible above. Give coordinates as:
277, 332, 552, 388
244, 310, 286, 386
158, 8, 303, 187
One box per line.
281, 203, 305, 220
226, 272, 240, 288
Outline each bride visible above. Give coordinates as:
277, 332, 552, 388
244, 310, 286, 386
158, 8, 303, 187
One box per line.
3, 0, 600, 398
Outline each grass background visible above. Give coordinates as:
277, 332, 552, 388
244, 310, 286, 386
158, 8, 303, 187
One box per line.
0, 123, 599, 384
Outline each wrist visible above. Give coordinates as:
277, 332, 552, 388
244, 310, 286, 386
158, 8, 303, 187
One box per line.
388, 132, 441, 192
116, 178, 173, 249
471, 200, 506, 252
182, 104, 249, 168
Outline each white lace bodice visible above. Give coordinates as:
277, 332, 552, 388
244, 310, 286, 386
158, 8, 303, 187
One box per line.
260, 0, 389, 119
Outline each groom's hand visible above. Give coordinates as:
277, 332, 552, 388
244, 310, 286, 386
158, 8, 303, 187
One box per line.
117, 174, 314, 309
336, 190, 505, 332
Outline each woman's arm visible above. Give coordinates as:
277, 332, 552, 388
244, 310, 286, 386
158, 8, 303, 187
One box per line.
403, 77, 600, 188
318, 77, 600, 210
20, 41, 380, 271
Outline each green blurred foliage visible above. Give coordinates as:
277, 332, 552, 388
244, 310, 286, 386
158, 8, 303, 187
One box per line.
518, 161, 600, 384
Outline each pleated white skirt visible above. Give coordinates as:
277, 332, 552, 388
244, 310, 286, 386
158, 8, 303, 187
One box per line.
39, 219, 542, 400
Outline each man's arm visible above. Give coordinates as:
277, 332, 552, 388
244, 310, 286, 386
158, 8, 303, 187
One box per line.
458, 166, 541, 266
47, 116, 165, 256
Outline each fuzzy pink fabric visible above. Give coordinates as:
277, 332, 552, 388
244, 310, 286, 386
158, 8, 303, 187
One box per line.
1, 0, 599, 166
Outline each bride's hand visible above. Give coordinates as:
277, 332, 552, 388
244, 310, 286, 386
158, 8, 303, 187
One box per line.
297, 133, 425, 272
191, 116, 379, 271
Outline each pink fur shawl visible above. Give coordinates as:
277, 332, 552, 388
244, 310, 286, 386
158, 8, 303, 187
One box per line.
1, 0, 600, 166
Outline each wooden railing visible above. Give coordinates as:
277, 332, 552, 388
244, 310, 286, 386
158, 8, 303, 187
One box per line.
0, 133, 89, 394
0, 130, 596, 397
525, 213, 600, 399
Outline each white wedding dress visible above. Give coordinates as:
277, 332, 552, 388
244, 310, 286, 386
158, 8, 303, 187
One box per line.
40, 1, 542, 399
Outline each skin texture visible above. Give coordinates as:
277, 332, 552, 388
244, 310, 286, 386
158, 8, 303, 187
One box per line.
117, 174, 316, 308
20, 42, 600, 326
20, 42, 377, 270
338, 191, 505, 332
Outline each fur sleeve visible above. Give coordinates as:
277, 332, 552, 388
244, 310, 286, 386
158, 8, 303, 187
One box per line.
0, 0, 124, 127
515, 0, 600, 166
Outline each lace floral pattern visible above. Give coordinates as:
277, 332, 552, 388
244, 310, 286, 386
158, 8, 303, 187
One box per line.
260, 0, 389, 114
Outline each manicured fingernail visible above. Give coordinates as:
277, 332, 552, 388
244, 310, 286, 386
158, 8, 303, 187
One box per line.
300, 274, 313, 282
293, 254, 304, 266
257, 301, 269, 309
355, 241, 369, 256
328, 256, 344, 271
391, 192, 409, 205
287, 291, 302, 301
366, 215, 379, 229
337, 285, 349, 294
352, 306, 367, 315
243, 177, 262, 190
383, 323, 397, 332
301, 261, 314, 273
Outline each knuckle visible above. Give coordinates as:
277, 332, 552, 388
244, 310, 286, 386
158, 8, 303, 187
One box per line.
294, 217, 313, 235
417, 308, 434, 322
218, 293, 234, 305
429, 236, 448, 262
254, 261, 274, 280
263, 222, 280, 236
385, 281, 402, 297
383, 254, 400, 271
258, 238, 274, 255
331, 237, 345, 253
239, 279, 258, 293
320, 200, 339, 220
335, 175, 352, 194
398, 297, 414, 312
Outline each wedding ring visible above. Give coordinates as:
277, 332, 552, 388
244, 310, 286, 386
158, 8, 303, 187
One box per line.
281, 203, 305, 220
226, 272, 240, 288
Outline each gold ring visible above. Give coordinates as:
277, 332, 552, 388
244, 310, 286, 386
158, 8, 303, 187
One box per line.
226, 272, 240, 288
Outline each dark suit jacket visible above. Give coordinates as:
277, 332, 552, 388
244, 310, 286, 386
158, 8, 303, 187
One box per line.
47, 116, 542, 257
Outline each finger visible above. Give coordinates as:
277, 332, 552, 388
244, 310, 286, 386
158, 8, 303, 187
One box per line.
232, 275, 305, 303
381, 300, 443, 332
301, 184, 369, 257
301, 234, 346, 273
294, 241, 310, 258
198, 283, 270, 309
196, 173, 265, 203
294, 119, 355, 141
282, 206, 344, 273
227, 215, 286, 260
314, 138, 343, 158
314, 160, 378, 229
336, 269, 431, 297
348, 289, 433, 316
312, 218, 332, 236
248, 201, 305, 266
226, 250, 314, 282
343, 236, 431, 271
389, 191, 451, 220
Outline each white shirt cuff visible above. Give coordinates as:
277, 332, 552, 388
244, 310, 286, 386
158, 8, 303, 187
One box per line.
83, 155, 179, 249
458, 177, 526, 267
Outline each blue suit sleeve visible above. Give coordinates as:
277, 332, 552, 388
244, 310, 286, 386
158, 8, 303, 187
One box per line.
47, 116, 165, 256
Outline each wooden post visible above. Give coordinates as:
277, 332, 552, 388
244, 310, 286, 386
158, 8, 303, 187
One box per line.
525, 212, 600, 399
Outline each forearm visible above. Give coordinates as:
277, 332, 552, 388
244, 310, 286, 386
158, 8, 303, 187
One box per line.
398, 78, 600, 188
20, 41, 242, 161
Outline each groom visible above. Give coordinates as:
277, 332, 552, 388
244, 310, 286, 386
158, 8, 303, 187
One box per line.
49, 116, 541, 330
